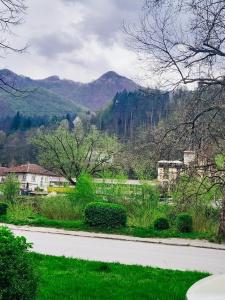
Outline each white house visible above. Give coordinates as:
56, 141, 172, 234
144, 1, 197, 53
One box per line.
7, 164, 53, 192
6, 163, 66, 192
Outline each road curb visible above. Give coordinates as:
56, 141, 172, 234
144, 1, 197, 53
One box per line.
2, 223, 225, 251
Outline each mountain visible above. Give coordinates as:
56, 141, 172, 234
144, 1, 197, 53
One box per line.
75, 71, 138, 110
0, 69, 84, 117
0, 69, 139, 116
36, 70, 138, 111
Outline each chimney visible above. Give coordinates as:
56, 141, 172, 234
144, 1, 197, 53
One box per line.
184, 150, 195, 165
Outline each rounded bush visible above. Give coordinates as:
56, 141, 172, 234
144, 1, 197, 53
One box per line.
0, 202, 8, 216
154, 217, 170, 230
0, 227, 38, 300
176, 213, 193, 233
85, 202, 127, 228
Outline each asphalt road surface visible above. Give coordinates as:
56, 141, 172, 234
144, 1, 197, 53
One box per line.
11, 227, 225, 274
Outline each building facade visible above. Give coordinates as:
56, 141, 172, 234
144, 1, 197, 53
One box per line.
157, 151, 196, 184
7, 164, 54, 192
0, 163, 67, 192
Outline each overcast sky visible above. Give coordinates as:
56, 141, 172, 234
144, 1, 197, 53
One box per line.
2, 0, 145, 83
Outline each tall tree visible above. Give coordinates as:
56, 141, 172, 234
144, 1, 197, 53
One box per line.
32, 121, 119, 185
128, 0, 225, 237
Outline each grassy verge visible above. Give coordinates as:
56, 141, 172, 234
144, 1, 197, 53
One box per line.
34, 253, 208, 300
0, 215, 215, 240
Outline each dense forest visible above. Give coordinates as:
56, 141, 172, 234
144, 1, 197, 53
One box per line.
96, 89, 170, 138
0, 112, 76, 166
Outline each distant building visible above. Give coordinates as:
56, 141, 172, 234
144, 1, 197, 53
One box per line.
7, 164, 55, 192
0, 163, 67, 192
157, 160, 184, 183
157, 151, 196, 183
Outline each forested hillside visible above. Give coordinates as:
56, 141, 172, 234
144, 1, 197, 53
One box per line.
96, 90, 170, 138
0, 113, 72, 166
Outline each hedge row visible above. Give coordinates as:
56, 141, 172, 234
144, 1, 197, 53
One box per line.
85, 202, 127, 228
153, 214, 193, 233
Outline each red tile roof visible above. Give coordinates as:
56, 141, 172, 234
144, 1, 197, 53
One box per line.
8, 164, 55, 176
0, 167, 9, 176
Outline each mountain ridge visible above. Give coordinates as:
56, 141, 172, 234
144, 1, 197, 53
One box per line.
0, 69, 139, 115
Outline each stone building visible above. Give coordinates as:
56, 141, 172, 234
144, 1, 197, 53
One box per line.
157, 151, 196, 183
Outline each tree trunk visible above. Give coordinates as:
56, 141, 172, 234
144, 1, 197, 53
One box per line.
68, 177, 76, 186
219, 195, 225, 237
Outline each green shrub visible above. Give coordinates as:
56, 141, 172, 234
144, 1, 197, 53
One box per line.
0, 227, 38, 300
0, 202, 8, 216
85, 202, 127, 228
176, 213, 193, 233
7, 203, 35, 222
0, 174, 20, 203
70, 173, 97, 207
154, 217, 170, 230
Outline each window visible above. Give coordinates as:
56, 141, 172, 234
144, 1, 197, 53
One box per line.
22, 174, 27, 181
32, 175, 36, 182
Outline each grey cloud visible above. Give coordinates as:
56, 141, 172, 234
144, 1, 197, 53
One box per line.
67, 55, 110, 70
61, 0, 143, 45
2, 0, 142, 83
31, 32, 82, 58
113, 0, 142, 11
62, 0, 141, 9
77, 15, 122, 46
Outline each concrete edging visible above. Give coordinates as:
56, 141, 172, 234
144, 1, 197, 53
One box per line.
1, 223, 225, 251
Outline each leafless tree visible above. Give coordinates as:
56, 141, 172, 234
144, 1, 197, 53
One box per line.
128, 0, 225, 88
127, 0, 225, 237
0, 0, 26, 94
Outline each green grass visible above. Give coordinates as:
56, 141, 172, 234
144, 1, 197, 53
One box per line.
0, 194, 218, 241
0, 215, 215, 240
33, 253, 208, 300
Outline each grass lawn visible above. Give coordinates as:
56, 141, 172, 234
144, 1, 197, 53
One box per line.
34, 253, 208, 300
0, 216, 215, 240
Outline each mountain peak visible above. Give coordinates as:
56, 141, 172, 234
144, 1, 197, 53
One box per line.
98, 71, 122, 80
44, 75, 60, 81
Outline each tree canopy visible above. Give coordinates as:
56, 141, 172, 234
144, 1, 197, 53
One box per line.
32, 121, 119, 184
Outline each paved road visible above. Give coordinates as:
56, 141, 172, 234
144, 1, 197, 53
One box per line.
11, 227, 225, 274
